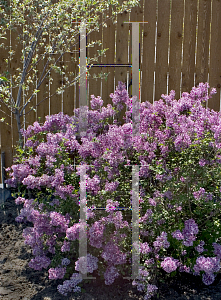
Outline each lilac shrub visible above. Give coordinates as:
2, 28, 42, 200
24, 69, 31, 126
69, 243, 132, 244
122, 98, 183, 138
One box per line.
5, 81, 221, 299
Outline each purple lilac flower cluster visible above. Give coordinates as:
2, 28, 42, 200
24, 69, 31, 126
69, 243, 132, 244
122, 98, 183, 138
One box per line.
75, 253, 98, 274
132, 267, 158, 299
172, 219, 199, 247
193, 256, 220, 285
153, 232, 170, 252
57, 273, 83, 296
161, 257, 179, 273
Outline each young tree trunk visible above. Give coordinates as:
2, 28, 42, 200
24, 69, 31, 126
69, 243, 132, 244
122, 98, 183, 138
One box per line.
15, 109, 24, 148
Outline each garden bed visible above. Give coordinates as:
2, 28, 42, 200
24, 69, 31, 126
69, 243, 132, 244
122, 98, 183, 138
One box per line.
1, 196, 221, 300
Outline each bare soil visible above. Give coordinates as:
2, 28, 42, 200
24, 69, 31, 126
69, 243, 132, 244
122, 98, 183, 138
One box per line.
1, 196, 221, 300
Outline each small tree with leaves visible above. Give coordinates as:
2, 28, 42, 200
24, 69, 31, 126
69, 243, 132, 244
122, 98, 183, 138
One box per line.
0, 0, 140, 147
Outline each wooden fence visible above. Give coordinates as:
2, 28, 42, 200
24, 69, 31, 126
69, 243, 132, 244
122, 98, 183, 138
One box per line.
1, 0, 221, 183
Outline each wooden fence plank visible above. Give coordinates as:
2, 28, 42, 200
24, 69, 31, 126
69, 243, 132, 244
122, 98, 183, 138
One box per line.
10, 25, 23, 158
208, 0, 221, 111
116, 0, 144, 125
155, 0, 171, 101
35, 37, 50, 126
181, 0, 198, 94
61, 15, 77, 117
71, 19, 80, 113
21, 9, 37, 132
168, 0, 184, 99
50, 48, 63, 116
0, 107, 12, 183
23, 67, 36, 130
0, 28, 12, 181
62, 51, 76, 116
115, 10, 129, 86
142, 0, 157, 104
87, 10, 103, 109
101, 6, 116, 108
195, 0, 211, 87
49, 12, 63, 115
0, 0, 7, 182
114, 1, 130, 125
129, 0, 143, 106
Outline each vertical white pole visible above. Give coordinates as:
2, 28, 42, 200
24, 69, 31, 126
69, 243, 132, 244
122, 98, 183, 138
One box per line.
79, 21, 88, 280
78, 21, 96, 280
131, 23, 140, 278
79, 21, 88, 138
132, 23, 140, 103
132, 165, 140, 278
79, 165, 88, 279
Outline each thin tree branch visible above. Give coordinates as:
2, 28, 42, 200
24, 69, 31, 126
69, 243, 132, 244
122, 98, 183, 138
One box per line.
0, 98, 15, 113
15, 12, 49, 108
20, 71, 81, 117
19, 17, 110, 118
25, 12, 116, 76
19, 50, 64, 117
20, 61, 95, 118
25, 52, 48, 76
15, 12, 121, 118
0, 108, 12, 118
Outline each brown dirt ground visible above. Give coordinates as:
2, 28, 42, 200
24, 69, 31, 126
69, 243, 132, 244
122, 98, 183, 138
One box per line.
1, 196, 221, 300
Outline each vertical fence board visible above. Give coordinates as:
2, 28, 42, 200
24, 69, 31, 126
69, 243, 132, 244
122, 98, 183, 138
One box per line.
87, 11, 103, 108
115, 11, 129, 85
11, 26, 23, 160
208, 0, 221, 111
115, 6, 129, 124
23, 69, 36, 130
36, 34, 50, 125
49, 17, 63, 115
129, 0, 143, 105
0, 27, 12, 181
0, 1, 8, 182
142, 0, 157, 104
50, 51, 62, 115
0, 46, 5, 183
62, 51, 76, 116
195, 0, 211, 87
155, 0, 170, 101
62, 18, 78, 117
101, 6, 116, 107
0, 110, 11, 182
21, 13, 36, 131
181, 0, 198, 94
0, 103, 10, 183
168, 0, 184, 99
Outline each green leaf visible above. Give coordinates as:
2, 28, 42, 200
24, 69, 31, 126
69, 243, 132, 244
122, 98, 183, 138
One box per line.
0, 76, 9, 82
